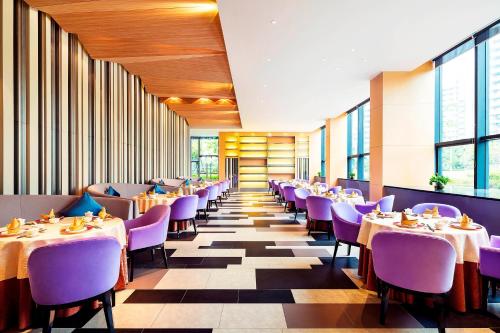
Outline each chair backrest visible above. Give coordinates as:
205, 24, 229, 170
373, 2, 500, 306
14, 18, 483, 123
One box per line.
372, 231, 456, 294
216, 182, 223, 195
126, 205, 170, 250
283, 186, 296, 202
411, 203, 461, 218
170, 195, 199, 220
344, 188, 363, 196
28, 237, 121, 306
306, 195, 333, 221
268, 180, 273, 188
206, 185, 218, 200
294, 188, 310, 210
328, 186, 342, 194
378, 195, 395, 212
491, 235, 500, 248
195, 189, 209, 209
331, 203, 363, 244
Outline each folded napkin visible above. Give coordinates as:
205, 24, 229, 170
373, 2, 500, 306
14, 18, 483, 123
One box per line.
401, 212, 418, 227
98, 207, 108, 220
69, 217, 85, 232
372, 204, 381, 214
41, 208, 55, 220
460, 213, 473, 228
432, 206, 440, 217
348, 192, 358, 198
139, 192, 147, 198
7, 218, 21, 234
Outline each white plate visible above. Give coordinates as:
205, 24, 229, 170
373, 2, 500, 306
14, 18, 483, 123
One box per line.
0, 230, 23, 237
64, 227, 87, 234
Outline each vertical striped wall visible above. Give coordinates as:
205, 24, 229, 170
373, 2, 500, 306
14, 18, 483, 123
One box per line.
0, 0, 190, 195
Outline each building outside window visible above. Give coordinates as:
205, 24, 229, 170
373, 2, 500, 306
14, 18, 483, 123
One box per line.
435, 21, 500, 191
347, 99, 370, 180
191, 136, 219, 180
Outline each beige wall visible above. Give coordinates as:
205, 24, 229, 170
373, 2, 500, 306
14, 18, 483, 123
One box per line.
308, 128, 322, 182
326, 115, 347, 186
369, 62, 435, 200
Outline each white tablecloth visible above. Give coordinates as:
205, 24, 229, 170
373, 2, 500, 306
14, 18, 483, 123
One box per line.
357, 214, 490, 264
133, 195, 179, 213
0, 217, 126, 281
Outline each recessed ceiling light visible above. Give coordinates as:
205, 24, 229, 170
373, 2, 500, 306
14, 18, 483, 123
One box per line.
266, 58, 271, 62
271, 19, 277, 24
362, 58, 367, 62
335, 67, 341, 71
322, 58, 327, 62
263, 84, 268, 88
351, 48, 356, 52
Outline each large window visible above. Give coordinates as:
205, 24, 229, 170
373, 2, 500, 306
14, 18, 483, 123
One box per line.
320, 126, 326, 177
347, 99, 370, 180
435, 21, 500, 190
191, 137, 219, 181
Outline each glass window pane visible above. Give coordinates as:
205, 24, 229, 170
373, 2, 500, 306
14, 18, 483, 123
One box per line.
200, 138, 218, 155
191, 138, 199, 161
440, 144, 474, 187
440, 48, 475, 141
191, 162, 199, 179
488, 33, 500, 135
350, 110, 358, 155
488, 140, 500, 189
363, 156, 370, 180
363, 103, 370, 154
348, 157, 358, 179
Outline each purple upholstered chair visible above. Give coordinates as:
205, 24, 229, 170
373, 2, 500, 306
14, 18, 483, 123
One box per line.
344, 188, 363, 196
28, 237, 121, 333
170, 195, 199, 238
124, 205, 170, 281
278, 182, 287, 203
283, 185, 296, 213
221, 179, 229, 198
306, 195, 334, 239
294, 188, 310, 222
480, 235, 500, 310
412, 203, 461, 218
216, 182, 224, 205
268, 180, 273, 194
206, 185, 219, 209
372, 231, 456, 332
272, 180, 280, 200
328, 186, 342, 194
331, 203, 363, 264
196, 188, 209, 222
355, 195, 395, 215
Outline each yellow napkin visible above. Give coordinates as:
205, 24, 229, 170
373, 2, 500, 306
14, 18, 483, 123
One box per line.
69, 217, 85, 232
401, 212, 417, 227
148, 190, 156, 195
98, 207, 108, 220
460, 213, 472, 228
423, 208, 433, 215
7, 218, 21, 234
41, 208, 55, 220
372, 204, 381, 214
139, 192, 147, 198
432, 206, 440, 218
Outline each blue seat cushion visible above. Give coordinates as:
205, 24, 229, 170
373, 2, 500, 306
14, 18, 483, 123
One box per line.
151, 183, 166, 194
62, 192, 103, 217
105, 186, 120, 197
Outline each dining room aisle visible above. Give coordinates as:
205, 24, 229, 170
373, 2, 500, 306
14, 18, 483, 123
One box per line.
40, 191, 500, 333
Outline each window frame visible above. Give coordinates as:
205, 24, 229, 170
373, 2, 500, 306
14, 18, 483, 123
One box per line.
435, 20, 500, 189
190, 136, 219, 180
320, 126, 326, 177
347, 98, 370, 180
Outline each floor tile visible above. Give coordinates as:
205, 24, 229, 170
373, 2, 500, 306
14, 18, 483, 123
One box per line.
182, 289, 239, 303
238, 289, 295, 303
124, 289, 186, 303
155, 269, 212, 289
84, 304, 165, 328
219, 304, 287, 328
151, 304, 223, 328
206, 269, 256, 289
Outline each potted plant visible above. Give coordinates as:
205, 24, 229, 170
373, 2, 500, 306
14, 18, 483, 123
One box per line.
313, 172, 321, 183
349, 172, 356, 180
429, 173, 449, 190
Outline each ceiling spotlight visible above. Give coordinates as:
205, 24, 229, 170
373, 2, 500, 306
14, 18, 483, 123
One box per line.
263, 84, 268, 88
266, 58, 271, 62
351, 48, 356, 52
362, 58, 367, 63
271, 19, 277, 24
322, 58, 327, 62
335, 67, 341, 71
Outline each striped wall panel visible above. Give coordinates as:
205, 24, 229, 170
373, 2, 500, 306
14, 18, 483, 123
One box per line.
0, 0, 190, 195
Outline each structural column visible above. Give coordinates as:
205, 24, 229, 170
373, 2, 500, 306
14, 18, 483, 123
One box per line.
326, 115, 347, 186
369, 62, 435, 201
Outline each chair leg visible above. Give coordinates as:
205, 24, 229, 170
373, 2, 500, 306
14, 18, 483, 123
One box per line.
327, 223, 331, 240
111, 288, 116, 307
347, 244, 351, 256
379, 282, 389, 325
434, 294, 447, 333
161, 244, 169, 269
294, 210, 298, 222
101, 290, 115, 333
482, 276, 489, 311
150, 249, 155, 261
128, 252, 135, 282
308, 219, 313, 235
42, 308, 55, 333
284, 202, 287, 213
192, 218, 198, 235
204, 209, 208, 222
214, 200, 218, 209
331, 240, 339, 266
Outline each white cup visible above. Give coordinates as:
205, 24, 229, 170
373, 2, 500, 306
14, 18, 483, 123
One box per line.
404, 208, 412, 215
48, 217, 60, 224
17, 218, 26, 226
84, 211, 93, 218
83, 216, 93, 223
435, 219, 447, 230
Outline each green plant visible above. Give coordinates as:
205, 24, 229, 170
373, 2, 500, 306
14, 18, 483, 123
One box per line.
349, 172, 356, 180
429, 173, 449, 190
317, 171, 321, 177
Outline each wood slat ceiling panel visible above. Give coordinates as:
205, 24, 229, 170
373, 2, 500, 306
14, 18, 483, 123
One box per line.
26, 0, 241, 128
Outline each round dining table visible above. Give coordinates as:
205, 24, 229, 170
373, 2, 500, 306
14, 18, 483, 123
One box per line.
356, 213, 490, 312
0, 217, 128, 330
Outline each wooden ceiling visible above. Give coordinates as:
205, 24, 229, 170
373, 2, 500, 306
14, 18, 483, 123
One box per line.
26, 0, 241, 128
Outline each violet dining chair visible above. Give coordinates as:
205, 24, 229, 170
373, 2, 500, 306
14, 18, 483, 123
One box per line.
372, 231, 456, 333
224, 179, 231, 198
216, 182, 224, 205
306, 195, 334, 239
344, 188, 363, 196
355, 195, 395, 215
278, 182, 287, 204
294, 188, 310, 222
170, 195, 199, 238
124, 205, 171, 281
272, 180, 280, 201
328, 186, 342, 194
480, 235, 500, 311
330, 202, 363, 264
196, 188, 209, 222
28, 237, 121, 333
268, 180, 274, 194
283, 185, 296, 213
206, 185, 219, 209
412, 203, 461, 218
